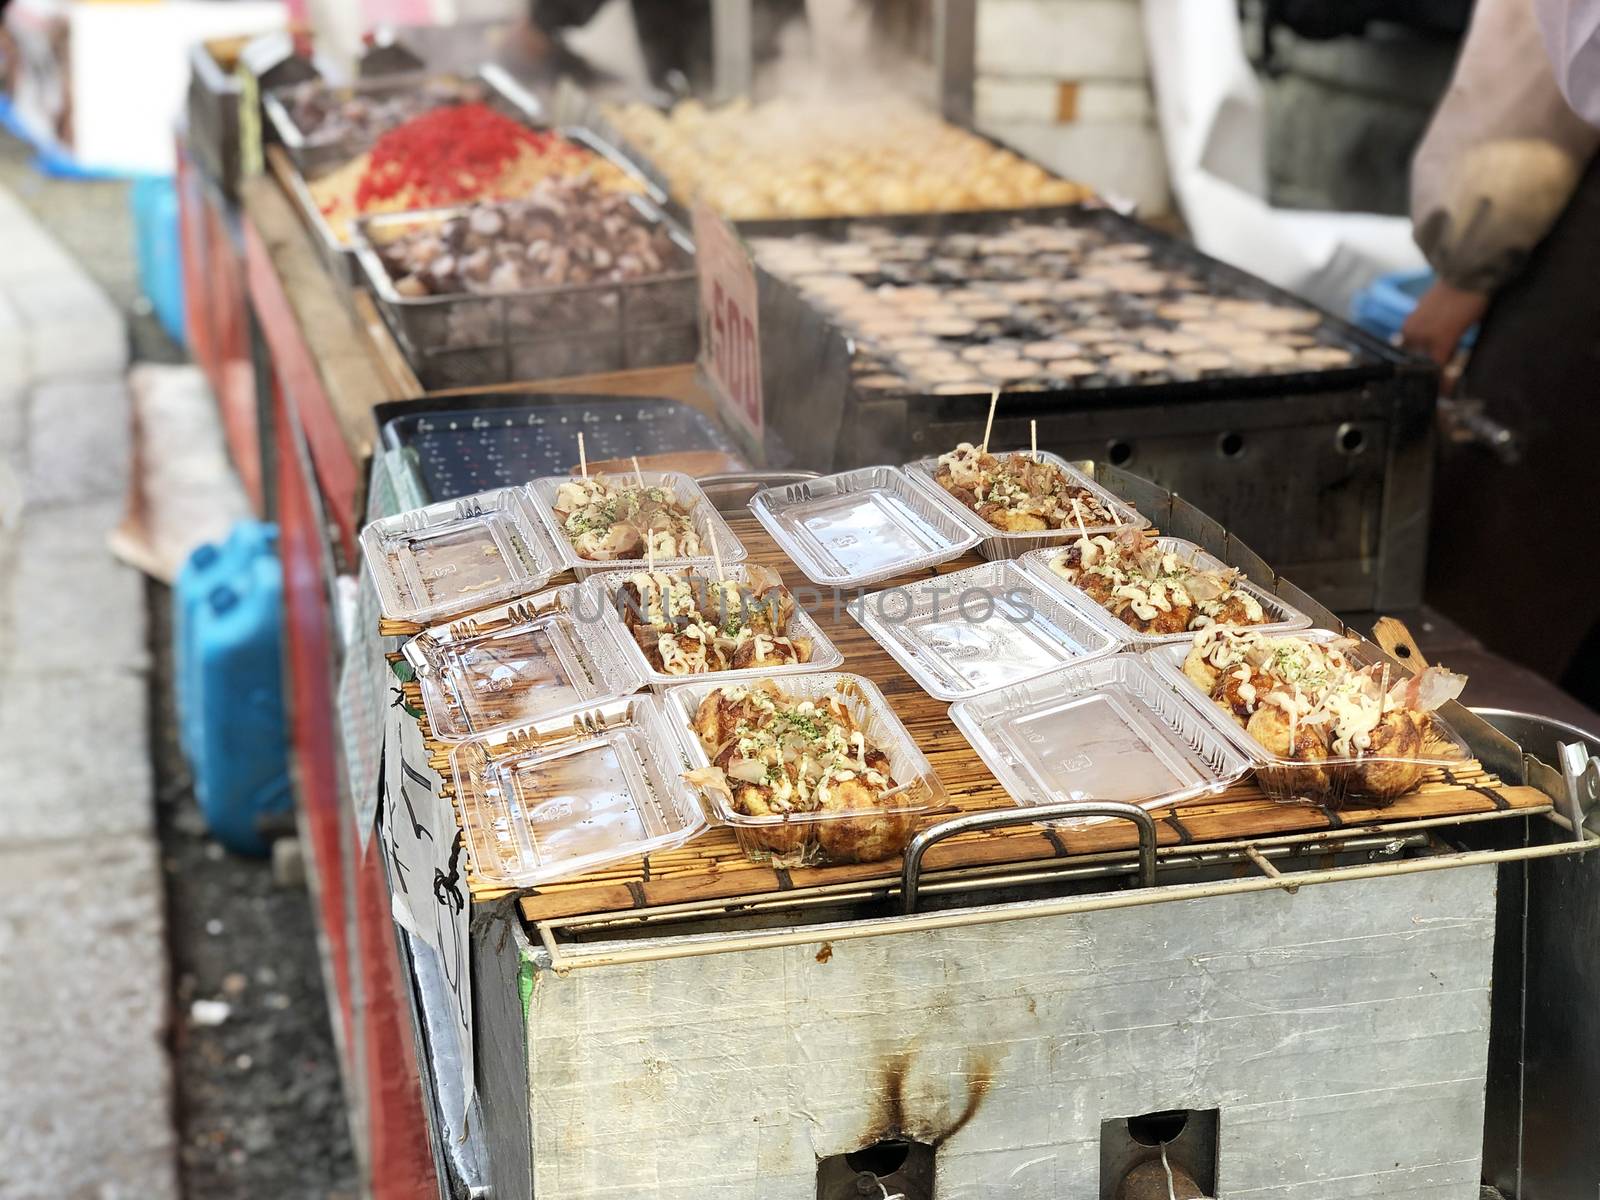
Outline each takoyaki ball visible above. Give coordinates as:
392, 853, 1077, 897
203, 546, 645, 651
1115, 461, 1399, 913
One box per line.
1123, 601, 1194, 636
1246, 708, 1333, 798
730, 636, 804, 670
1350, 710, 1426, 800
1183, 644, 1222, 694
1052, 544, 1087, 576
729, 785, 814, 862
617, 581, 649, 628
691, 691, 764, 752
977, 502, 1049, 532
815, 779, 916, 863
1210, 668, 1261, 726
1208, 595, 1267, 628
1078, 573, 1117, 606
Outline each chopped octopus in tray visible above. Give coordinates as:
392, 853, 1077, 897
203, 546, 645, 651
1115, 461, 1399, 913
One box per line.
933, 443, 1122, 532
609, 567, 814, 674
1181, 628, 1467, 803
1049, 529, 1267, 636
552, 475, 705, 561
684, 680, 915, 865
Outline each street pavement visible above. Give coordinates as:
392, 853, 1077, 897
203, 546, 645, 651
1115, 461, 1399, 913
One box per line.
0, 184, 179, 1199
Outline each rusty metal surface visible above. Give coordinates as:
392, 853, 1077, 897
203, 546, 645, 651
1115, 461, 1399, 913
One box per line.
514, 866, 1497, 1197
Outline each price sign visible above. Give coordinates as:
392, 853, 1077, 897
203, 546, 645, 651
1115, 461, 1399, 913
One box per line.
694, 204, 764, 447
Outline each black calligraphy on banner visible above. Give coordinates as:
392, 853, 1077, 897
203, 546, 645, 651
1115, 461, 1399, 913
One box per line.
378, 701, 475, 1124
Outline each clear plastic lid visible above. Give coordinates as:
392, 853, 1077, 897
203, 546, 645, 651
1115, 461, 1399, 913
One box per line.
948, 654, 1251, 815
1146, 630, 1474, 810
747, 466, 981, 588
662, 671, 952, 867
402, 584, 646, 741
849, 559, 1121, 701
359, 488, 558, 625
904, 449, 1148, 562
580, 562, 845, 689
526, 470, 747, 581
1021, 535, 1313, 648
448, 695, 706, 888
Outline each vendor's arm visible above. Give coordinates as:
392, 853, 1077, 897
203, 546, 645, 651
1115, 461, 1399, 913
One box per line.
1410, 0, 1600, 358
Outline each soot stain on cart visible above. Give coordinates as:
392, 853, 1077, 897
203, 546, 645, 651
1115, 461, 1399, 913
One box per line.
863, 1050, 995, 1148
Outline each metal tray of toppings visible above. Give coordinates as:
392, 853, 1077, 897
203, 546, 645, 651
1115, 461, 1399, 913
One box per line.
1146, 630, 1472, 810
527, 469, 747, 580
747, 466, 981, 588
849, 559, 1120, 702
581, 562, 844, 690
277, 99, 661, 296
352, 185, 696, 390
1020, 534, 1312, 649
359, 486, 558, 626
905, 446, 1148, 560
263, 65, 544, 181
401, 584, 645, 741
949, 653, 1252, 817
448, 695, 705, 888
664, 672, 952, 868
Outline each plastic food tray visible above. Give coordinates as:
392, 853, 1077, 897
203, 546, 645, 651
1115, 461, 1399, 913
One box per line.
528, 470, 747, 581
581, 563, 844, 690
747, 466, 981, 588
849, 559, 1120, 701
905, 449, 1148, 560
1146, 630, 1473, 809
401, 585, 645, 741
948, 653, 1251, 817
448, 695, 705, 888
664, 672, 951, 867
359, 487, 558, 625
1020, 535, 1312, 648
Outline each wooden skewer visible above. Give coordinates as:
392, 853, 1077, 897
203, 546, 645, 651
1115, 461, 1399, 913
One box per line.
710, 528, 725, 583
980, 389, 998, 455
1372, 616, 1430, 674
632, 455, 646, 490
578, 432, 588, 479
1070, 497, 1088, 542
1031, 419, 1039, 463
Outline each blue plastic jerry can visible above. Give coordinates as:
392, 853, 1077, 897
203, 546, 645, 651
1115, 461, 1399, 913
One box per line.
175, 522, 291, 855
175, 522, 277, 764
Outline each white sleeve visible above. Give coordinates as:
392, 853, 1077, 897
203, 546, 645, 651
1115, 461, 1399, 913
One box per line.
1535, 0, 1600, 124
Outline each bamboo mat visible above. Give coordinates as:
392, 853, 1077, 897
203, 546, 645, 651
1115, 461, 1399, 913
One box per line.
389, 515, 1551, 920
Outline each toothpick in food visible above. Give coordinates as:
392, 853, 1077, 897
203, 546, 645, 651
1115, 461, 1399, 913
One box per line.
980, 389, 998, 455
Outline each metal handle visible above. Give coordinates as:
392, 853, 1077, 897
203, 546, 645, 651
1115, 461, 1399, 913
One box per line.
901, 801, 1159, 913
1438, 397, 1522, 465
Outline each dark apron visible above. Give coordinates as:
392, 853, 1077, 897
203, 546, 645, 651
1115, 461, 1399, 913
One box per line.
1429, 149, 1600, 703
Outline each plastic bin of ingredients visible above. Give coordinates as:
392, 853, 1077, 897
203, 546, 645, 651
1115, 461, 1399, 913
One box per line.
447, 694, 705, 888
401, 584, 645, 741
528, 469, 747, 580
747, 466, 981, 588
664, 672, 951, 868
849, 559, 1120, 701
1146, 630, 1472, 810
904, 449, 1147, 560
359, 487, 558, 626
581, 562, 844, 690
948, 653, 1251, 818
1020, 534, 1311, 648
